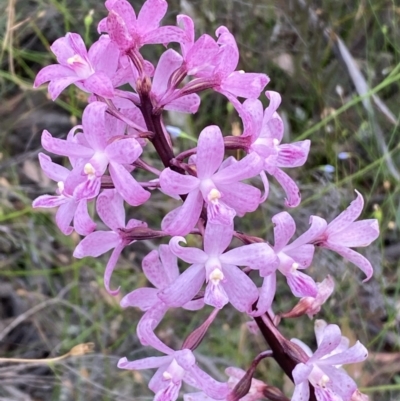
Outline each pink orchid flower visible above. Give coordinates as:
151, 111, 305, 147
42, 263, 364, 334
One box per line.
291, 320, 368, 401
314, 190, 379, 281
41, 101, 150, 206
160, 125, 263, 235
34, 34, 120, 100
241, 92, 311, 207
158, 222, 278, 312
118, 349, 229, 401
250, 213, 326, 317
120, 245, 203, 354
32, 153, 96, 236
73, 189, 146, 295
98, 0, 184, 53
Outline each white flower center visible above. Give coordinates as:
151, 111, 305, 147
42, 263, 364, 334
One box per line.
209, 268, 224, 285
207, 188, 222, 204
162, 371, 172, 380
320, 374, 330, 387
67, 54, 94, 78
57, 181, 65, 192
84, 162, 96, 177
291, 262, 299, 272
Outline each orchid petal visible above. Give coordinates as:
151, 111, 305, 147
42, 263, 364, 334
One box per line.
322, 243, 373, 281
159, 168, 199, 196
82, 101, 109, 150
109, 162, 151, 206
318, 341, 368, 366
291, 380, 310, 401
120, 288, 158, 310
158, 264, 205, 307
221, 71, 269, 98
292, 363, 313, 385
277, 140, 310, 168
272, 211, 296, 251
161, 189, 203, 236
96, 189, 125, 231
286, 215, 327, 250
203, 222, 233, 256
47, 75, 81, 100
41, 130, 93, 159
164, 93, 200, 114
34, 64, 74, 87
271, 168, 301, 208
222, 265, 258, 312
328, 219, 379, 248
55, 200, 77, 235
286, 270, 318, 298
105, 137, 142, 164
309, 324, 342, 362
326, 190, 364, 236
83, 72, 115, 98
196, 126, 224, 179
152, 49, 182, 97
118, 355, 171, 370
220, 243, 278, 274
169, 237, 208, 264
250, 273, 276, 317
38, 153, 69, 182
73, 199, 96, 235
213, 152, 263, 184
73, 231, 120, 258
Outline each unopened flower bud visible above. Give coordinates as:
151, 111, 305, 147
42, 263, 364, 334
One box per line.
263, 385, 290, 401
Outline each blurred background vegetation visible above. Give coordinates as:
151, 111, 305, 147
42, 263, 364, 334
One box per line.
0, 0, 399, 400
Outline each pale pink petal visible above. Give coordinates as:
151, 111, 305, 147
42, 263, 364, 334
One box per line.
216, 182, 261, 216
164, 93, 200, 114
105, 138, 142, 164
285, 215, 327, 250
34, 64, 74, 87
203, 222, 233, 256
159, 244, 180, 283
152, 49, 182, 97
73, 231, 120, 258
204, 281, 229, 309
55, 200, 78, 235
88, 36, 119, 75
120, 288, 158, 310
82, 102, 109, 150
32, 194, 67, 209
49, 36, 75, 64
322, 243, 373, 281
96, 189, 125, 231
285, 245, 315, 268
220, 243, 278, 274
83, 72, 115, 97
38, 153, 69, 182
109, 162, 151, 206
318, 341, 368, 366
292, 363, 313, 385
106, 10, 132, 52
326, 190, 364, 236
222, 265, 258, 312
137, 303, 173, 354
186, 34, 219, 74
159, 168, 199, 195
328, 220, 379, 248
169, 237, 208, 264
309, 324, 342, 362
272, 211, 296, 251
104, 243, 125, 295
250, 273, 276, 317
158, 264, 205, 307
183, 298, 204, 311
212, 43, 237, 78
320, 366, 357, 401
41, 130, 93, 159
271, 168, 301, 208
277, 140, 310, 169
291, 381, 310, 401
66, 33, 87, 58
220, 72, 269, 98
196, 125, 224, 179
74, 199, 96, 235
188, 365, 230, 399
286, 270, 318, 298
242, 98, 264, 138
161, 190, 203, 235
143, 26, 185, 46
177, 14, 194, 56
118, 355, 171, 370
142, 248, 169, 289
263, 91, 282, 122
137, 0, 167, 32
213, 152, 263, 184
48, 76, 81, 100
183, 393, 210, 401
